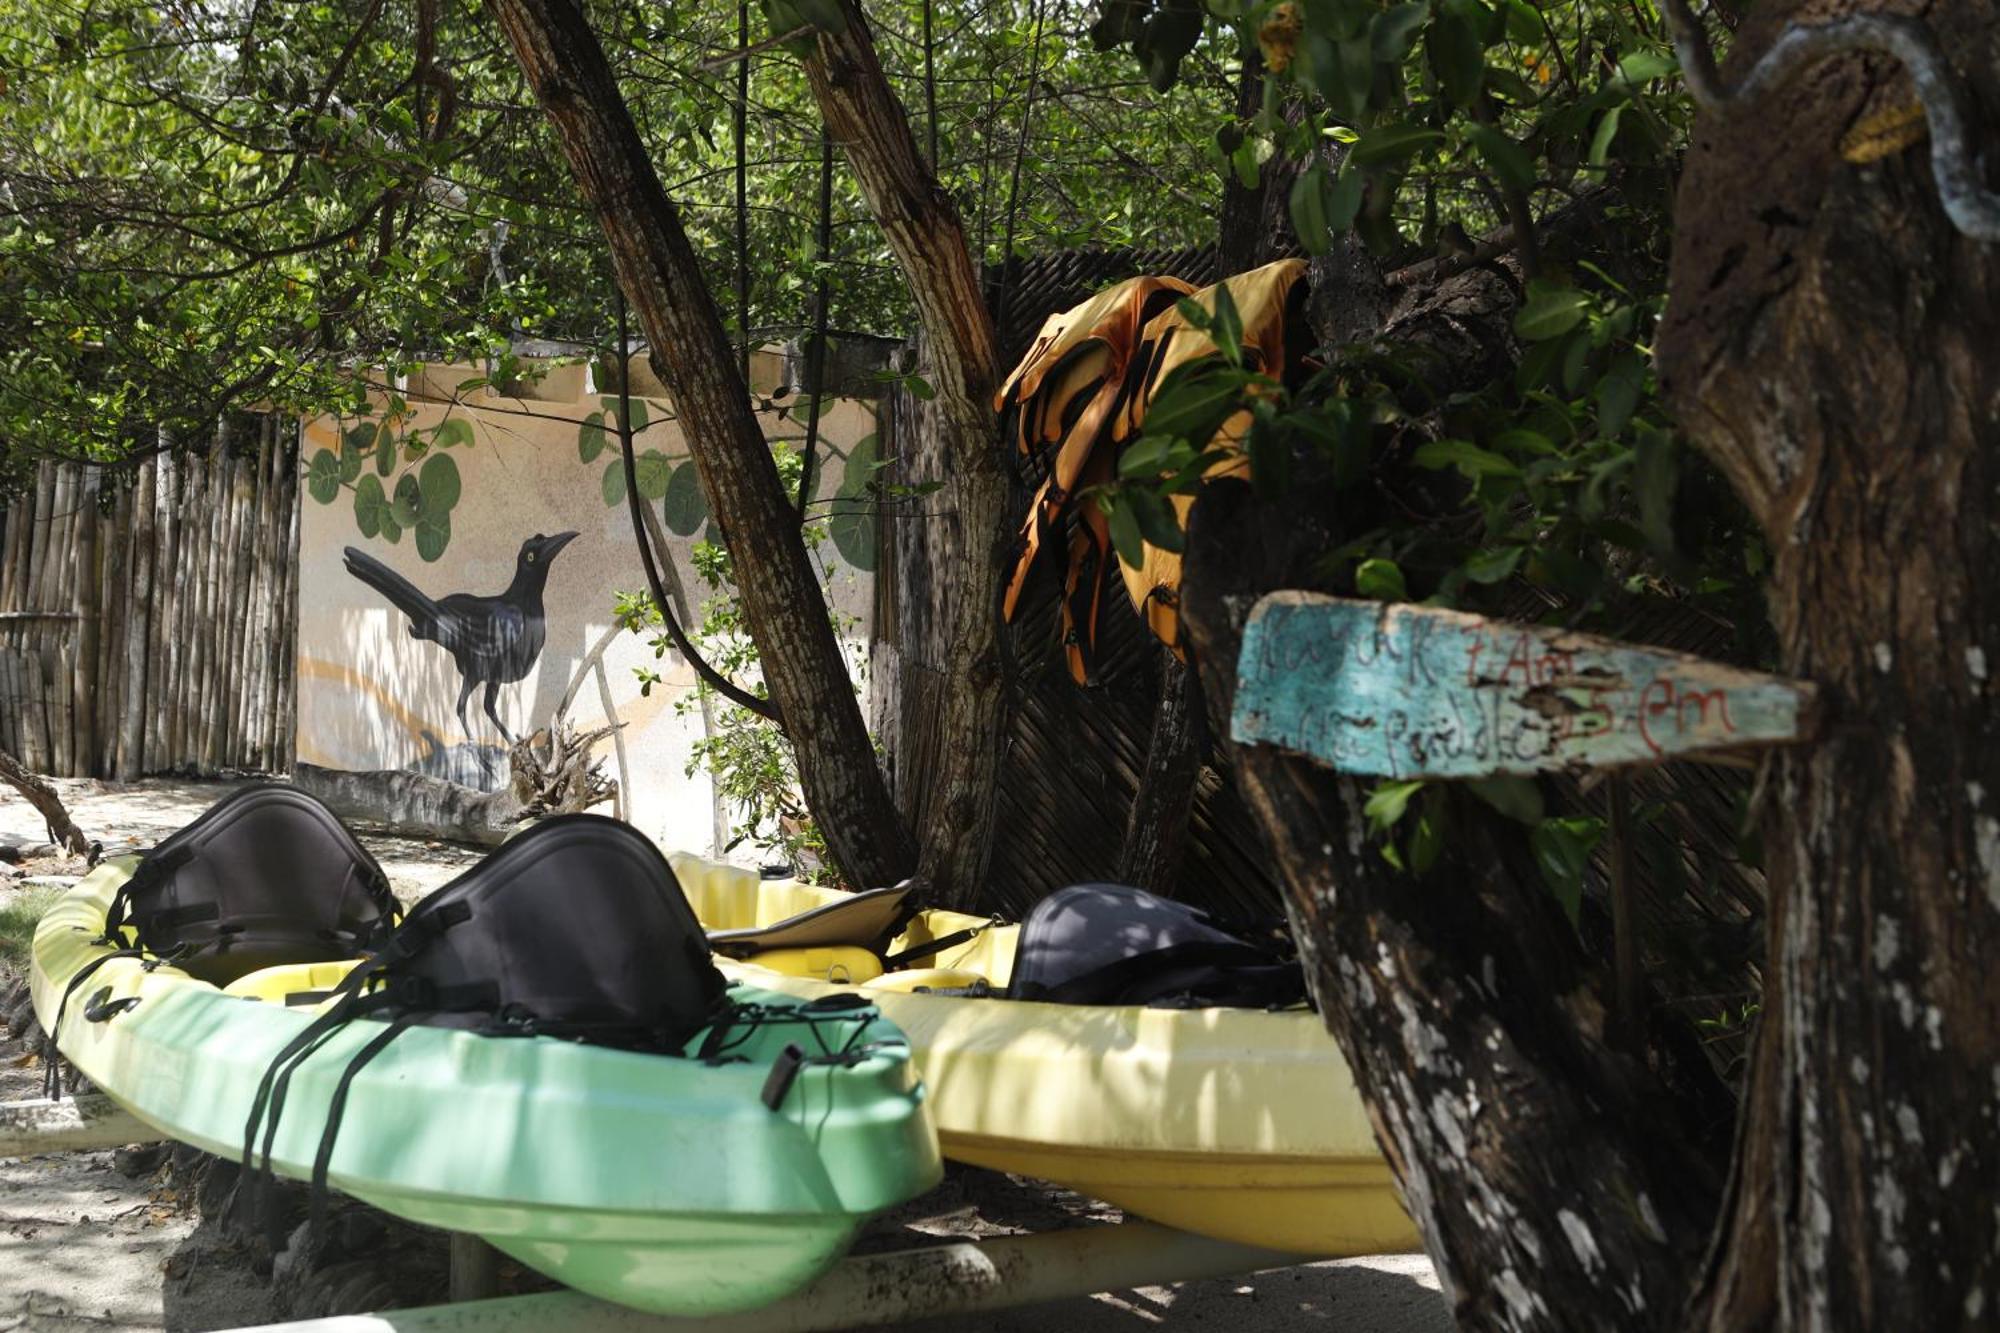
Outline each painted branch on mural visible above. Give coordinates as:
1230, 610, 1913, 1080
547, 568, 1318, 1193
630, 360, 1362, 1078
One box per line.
344, 530, 579, 746
1230, 591, 1818, 779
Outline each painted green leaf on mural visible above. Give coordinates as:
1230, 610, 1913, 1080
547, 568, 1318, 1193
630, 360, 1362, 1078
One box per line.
415, 508, 451, 563
306, 449, 340, 504
418, 452, 461, 512
663, 461, 706, 535
578, 411, 606, 463
373, 420, 398, 475
605, 395, 649, 434
391, 472, 423, 527
827, 432, 879, 571
339, 422, 371, 483
380, 513, 403, 544
634, 448, 673, 501
353, 473, 389, 539
602, 457, 626, 506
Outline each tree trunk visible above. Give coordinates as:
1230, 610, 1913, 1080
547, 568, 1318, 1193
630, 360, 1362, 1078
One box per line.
1116, 650, 1207, 893
484, 0, 915, 890
1658, 4, 2000, 1324
1182, 481, 1732, 1330
801, 0, 1009, 904
1176, 177, 1743, 1329
294, 762, 523, 845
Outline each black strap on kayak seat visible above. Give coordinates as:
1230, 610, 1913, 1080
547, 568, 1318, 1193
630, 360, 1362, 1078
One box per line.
879, 917, 1001, 969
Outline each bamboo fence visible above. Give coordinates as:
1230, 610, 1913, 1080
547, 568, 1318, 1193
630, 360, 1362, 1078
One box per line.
0, 415, 302, 779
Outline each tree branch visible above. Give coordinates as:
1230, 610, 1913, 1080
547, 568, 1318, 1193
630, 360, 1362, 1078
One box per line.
1659, 1, 2000, 241
615, 292, 781, 722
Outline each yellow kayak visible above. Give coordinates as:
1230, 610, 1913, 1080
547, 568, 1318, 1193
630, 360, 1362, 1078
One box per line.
674, 854, 1418, 1258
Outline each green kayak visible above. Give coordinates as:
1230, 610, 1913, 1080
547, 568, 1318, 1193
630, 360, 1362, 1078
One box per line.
31, 859, 942, 1315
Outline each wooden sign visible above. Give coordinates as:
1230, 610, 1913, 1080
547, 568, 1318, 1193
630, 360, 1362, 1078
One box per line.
1230, 592, 1817, 779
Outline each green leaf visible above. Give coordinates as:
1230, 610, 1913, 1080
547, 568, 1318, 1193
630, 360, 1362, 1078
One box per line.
1514, 284, 1592, 341
578, 411, 606, 463
1349, 124, 1446, 167
1209, 284, 1244, 366
306, 449, 340, 504
418, 453, 461, 512
1465, 123, 1536, 192
1127, 486, 1185, 553
1588, 105, 1626, 167
1119, 433, 1176, 479
1331, 33, 1375, 119
373, 422, 397, 475
1596, 352, 1645, 439
634, 448, 674, 501
1463, 543, 1525, 584
1365, 779, 1425, 835
1328, 163, 1367, 233
1289, 165, 1334, 256
663, 461, 707, 536
433, 417, 474, 449
1107, 496, 1146, 570
1500, 0, 1540, 44
1532, 816, 1604, 928
1615, 50, 1677, 87
1355, 556, 1407, 601
352, 473, 388, 540
1492, 428, 1557, 457
379, 514, 402, 545
415, 508, 451, 563
391, 472, 423, 527
1408, 800, 1445, 872
1427, 12, 1484, 107
602, 458, 627, 507
1414, 438, 1521, 478
1370, 2, 1431, 63
1467, 775, 1544, 824
1143, 366, 1244, 443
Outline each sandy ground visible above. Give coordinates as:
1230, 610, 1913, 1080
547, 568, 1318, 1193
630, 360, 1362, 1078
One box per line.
0, 778, 1451, 1333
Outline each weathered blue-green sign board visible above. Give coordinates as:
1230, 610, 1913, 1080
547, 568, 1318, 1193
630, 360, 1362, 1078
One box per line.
1230, 592, 1818, 779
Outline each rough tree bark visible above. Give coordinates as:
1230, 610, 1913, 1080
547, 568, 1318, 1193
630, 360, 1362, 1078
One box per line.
1183, 482, 1733, 1329
801, 0, 1010, 904
1658, 3, 2000, 1325
484, 0, 915, 889
1179, 180, 1741, 1329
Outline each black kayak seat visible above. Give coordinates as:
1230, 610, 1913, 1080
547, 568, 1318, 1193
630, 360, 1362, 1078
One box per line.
105, 784, 400, 987
706, 883, 916, 960
1007, 883, 1305, 1008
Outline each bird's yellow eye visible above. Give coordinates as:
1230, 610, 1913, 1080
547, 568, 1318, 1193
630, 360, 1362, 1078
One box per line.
526, 552, 536, 563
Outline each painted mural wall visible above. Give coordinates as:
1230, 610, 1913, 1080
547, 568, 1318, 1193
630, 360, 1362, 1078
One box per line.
294, 356, 880, 858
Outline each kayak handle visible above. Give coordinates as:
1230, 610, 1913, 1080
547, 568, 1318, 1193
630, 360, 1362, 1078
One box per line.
82, 986, 141, 1023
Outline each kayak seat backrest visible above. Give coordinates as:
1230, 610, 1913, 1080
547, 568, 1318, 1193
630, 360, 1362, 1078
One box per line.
106, 784, 399, 986
243, 813, 733, 1236
1007, 883, 1305, 1009
378, 812, 728, 1041
706, 883, 917, 959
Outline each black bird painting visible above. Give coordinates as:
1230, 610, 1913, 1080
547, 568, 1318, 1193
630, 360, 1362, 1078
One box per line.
344, 531, 579, 745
